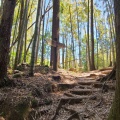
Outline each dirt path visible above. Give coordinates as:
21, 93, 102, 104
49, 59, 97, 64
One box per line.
0, 68, 115, 120
51, 77, 114, 120
29, 68, 115, 120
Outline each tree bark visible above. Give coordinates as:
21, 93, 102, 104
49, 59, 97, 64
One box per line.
69, 5, 75, 68
76, 0, 82, 69
29, 0, 41, 76
87, 0, 91, 70
14, 0, 24, 69
0, 0, 16, 81
108, 0, 120, 119
52, 0, 60, 71
90, 0, 96, 70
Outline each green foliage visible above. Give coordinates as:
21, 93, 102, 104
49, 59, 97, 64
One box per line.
8, 0, 115, 71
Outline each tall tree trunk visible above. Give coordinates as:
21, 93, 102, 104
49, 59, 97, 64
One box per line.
41, 19, 45, 65
9, 3, 20, 68
35, 0, 43, 64
0, 0, 16, 81
29, 0, 41, 76
69, 5, 75, 68
18, 0, 30, 64
108, 0, 120, 119
94, 14, 98, 69
90, 0, 95, 70
52, 0, 60, 71
23, 0, 30, 63
76, 0, 82, 68
65, 33, 68, 69
41, 0, 45, 65
14, 0, 24, 69
84, 25, 88, 71
87, 0, 91, 70
62, 35, 65, 68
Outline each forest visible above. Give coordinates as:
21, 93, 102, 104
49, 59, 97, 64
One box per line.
0, 0, 120, 120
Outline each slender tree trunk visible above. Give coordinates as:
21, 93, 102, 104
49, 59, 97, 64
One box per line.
69, 5, 75, 68
14, 0, 24, 69
84, 25, 88, 71
62, 35, 65, 68
41, 0, 45, 65
41, 20, 45, 65
90, 0, 95, 70
87, 0, 91, 70
29, 0, 41, 76
65, 33, 68, 69
0, 0, 16, 81
76, 0, 82, 68
23, 1, 30, 63
94, 15, 98, 69
35, 0, 43, 64
18, 0, 30, 63
35, 17, 42, 64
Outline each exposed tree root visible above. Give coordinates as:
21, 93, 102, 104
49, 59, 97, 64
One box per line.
78, 81, 96, 85
0, 77, 16, 88
57, 83, 77, 91
70, 89, 98, 95
63, 107, 81, 120
93, 97, 103, 108
97, 66, 116, 82
51, 99, 63, 120
67, 112, 80, 120
51, 96, 87, 120
64, 92, 74, 97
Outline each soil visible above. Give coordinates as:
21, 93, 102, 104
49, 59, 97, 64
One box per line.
0, 67, 115, 120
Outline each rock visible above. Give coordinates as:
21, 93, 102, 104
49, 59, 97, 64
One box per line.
43, 82, 57, 92
13, 70, 21, 74
52, 76, 61, 81
12, 73, 22, 78
16, 63, 29, 71
0, 117, 5, 120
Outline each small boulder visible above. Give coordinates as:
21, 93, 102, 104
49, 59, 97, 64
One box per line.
52, 76, 61, 81
12, 73, 22, 78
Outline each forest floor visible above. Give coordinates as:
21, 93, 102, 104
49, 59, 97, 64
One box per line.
0, 66, 115, 120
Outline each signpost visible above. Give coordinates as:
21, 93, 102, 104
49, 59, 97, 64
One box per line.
45, 39, 65, 49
